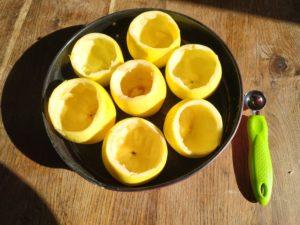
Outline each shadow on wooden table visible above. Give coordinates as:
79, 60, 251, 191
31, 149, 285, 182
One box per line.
0, 164, 58, 225
231, 115, 256, 203
173, 0, 299, 23
1, 26, 84, 168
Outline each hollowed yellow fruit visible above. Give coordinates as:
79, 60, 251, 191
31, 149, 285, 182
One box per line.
163, 99, 223, 158
48, 78, 116, 144
102, 118, 168, 185
110, 60, 167, 117
127, 11, 180, 68
166, 44, 222, 99
70, 33, 124, 86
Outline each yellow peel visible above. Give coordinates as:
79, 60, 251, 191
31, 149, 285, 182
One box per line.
48, 78, 116, 144
102, 118, 168, 185
70, 33, 124, 86
110, 59, 167, 117
166, 44, 222, 99
164, 99, 223, 158
127, 11, 180, 68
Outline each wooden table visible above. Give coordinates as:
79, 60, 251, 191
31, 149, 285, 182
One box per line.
0, 1, 299, 224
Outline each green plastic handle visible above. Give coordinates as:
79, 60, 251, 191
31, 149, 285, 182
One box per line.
247, 115, 273, 206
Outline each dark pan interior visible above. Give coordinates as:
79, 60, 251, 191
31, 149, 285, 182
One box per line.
42, 8, 243, 191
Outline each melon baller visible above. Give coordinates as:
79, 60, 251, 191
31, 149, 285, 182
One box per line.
244, 90, 273, 206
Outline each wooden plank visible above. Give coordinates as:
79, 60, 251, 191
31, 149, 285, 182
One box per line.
0, 0, 111, 224
165, 1, 300, 225
0, 0, 30, 86
0, 0, 299, 225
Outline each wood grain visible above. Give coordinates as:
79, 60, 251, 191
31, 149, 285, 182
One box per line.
0, 0, 299, 225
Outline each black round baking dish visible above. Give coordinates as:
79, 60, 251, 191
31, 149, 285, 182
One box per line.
42, 8, 243, 191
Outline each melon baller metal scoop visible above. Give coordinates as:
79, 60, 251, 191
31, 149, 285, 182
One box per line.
244, 90, 273, 206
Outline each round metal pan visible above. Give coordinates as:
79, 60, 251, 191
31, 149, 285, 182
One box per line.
42, 8, 243, 191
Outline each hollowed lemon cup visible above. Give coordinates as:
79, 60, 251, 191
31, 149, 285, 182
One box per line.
166, 44, 222, 99
102, 118, 168, 186
48, 78, 116, 144
110, 59, 167, 117
70, 33, 124, 86
127, 11, 180, 68
163, 99, 223, 158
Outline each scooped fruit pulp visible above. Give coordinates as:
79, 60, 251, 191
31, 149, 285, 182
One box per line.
60, 82, 99, 131
178, 103, 222, 154
102, 118, 168, 185
113, 122, 166, 173
173, 48, 217, 89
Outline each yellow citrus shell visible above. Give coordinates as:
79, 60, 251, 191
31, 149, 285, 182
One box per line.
70, 33, 124, 86
166, 44, 222, 99
102, 117, 168, 185
110, 59, 167, 117
48, 78, 116, 144
164, 99, 223, 158
127, 11, 180, 68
